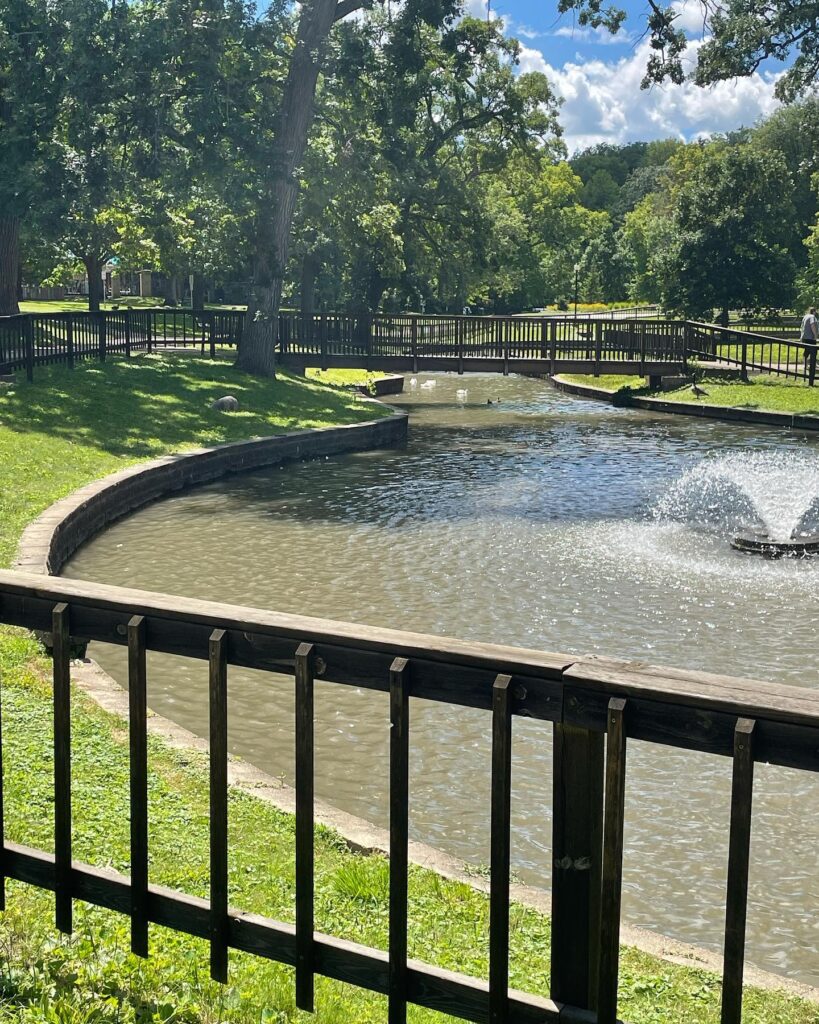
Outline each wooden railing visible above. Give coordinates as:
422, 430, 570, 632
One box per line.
687, 321, 817, 385
2, 308, 816, 384
0, 569, 817, 1023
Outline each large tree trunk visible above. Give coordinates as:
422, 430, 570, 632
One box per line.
300, 253, 319, 321
84, 254, 104, 312
0, 215, 21, 316
191, 273, 206, 310
236, 0, 340, 376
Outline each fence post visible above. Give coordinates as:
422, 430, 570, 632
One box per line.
458, 317, 464, 375
411, 314, 418, 373
550, 722, 604, 1011
25, 317, 34, 382
639, 323, 646, 377
741, 338, 748, 383
809, 345, 816, 387
146, 312, 153, 354
550, 319, 558, 375
124, 308, 132, 359
98, 312, 107, 363
503, 319, 510, 376
540, 317, 548, 361
66, 317, 74, 370
209, 313, 217, 359
320, 314, 328, 370
594, 322, 602, 377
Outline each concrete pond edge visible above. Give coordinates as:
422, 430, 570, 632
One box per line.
549, 374, 819, 431
10, 392, 818, 1004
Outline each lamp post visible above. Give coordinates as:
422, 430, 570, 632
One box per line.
573, 263, 580, 320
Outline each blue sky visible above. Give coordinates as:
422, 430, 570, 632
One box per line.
465, 0, 784, 153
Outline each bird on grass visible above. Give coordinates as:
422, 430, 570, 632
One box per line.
690, 382, 708, 399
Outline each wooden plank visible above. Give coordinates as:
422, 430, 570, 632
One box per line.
550, 724, 603, 1009
721, 718, 756, 1024
209, 628, 229, 982
128, 614, 149, 956
597, 698, 627, 1024
295, 641, 315, 1011
52, 602, 72, 933
490, 675, 513, 1024
0, 572, 567, 722
563, 655, 819, 732
389, 657, 410, 1024
4, 837, 566, 1023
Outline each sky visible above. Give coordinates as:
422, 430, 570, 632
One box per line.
465, 0, 784, 153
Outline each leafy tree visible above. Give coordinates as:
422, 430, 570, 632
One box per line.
661, 146, 797, 318
0, 0, 64, 313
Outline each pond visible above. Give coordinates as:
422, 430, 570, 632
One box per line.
64, 373, 819, 985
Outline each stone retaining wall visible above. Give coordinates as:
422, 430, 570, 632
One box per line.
15, 406, 407, 576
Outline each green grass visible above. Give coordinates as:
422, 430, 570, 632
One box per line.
662, 376, 819, 415
0, 354, 387, 567
20, 298, 247, 313
561, 373, 819, 416
0, 355, 815, 1022
561, 374, 646, 391
307, 368, 388, 389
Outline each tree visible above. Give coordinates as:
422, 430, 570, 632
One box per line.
0, 0, 64, 314
661, 146, 797, 318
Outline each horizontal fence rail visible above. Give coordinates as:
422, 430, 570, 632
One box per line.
0, 569, 818, 1024
1, 308, 815, 384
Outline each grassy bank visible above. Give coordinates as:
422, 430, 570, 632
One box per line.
0, 354, 387, 567
0, 357, 815, 1022
561, 373, 819, 416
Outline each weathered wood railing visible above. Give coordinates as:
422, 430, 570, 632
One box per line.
687, 321, 817, 385
0, 570, 816, 1023
2, 308, 816, 384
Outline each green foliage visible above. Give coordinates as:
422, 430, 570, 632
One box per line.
661, 146, 797, 317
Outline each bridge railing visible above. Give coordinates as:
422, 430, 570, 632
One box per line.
0, 568, 817, 1024
687, 321, 817, 385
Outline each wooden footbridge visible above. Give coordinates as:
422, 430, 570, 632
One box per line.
1, 307, 816, 384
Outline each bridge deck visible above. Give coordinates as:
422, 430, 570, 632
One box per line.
279, 354, 685, 376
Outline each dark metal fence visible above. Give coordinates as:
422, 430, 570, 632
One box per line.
0, 569, 817, 1024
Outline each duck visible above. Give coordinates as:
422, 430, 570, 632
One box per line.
409, 377, 418, 387
420, 380, 436, 390
456, 388, 468, 399
690, 382, 708, 399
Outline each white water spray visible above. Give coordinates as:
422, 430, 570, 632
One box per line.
654, 451, 819, 542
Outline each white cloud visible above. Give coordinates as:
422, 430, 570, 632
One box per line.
670, 0, 709, 39
535, 38, 781, 152
552, 24, 636, 46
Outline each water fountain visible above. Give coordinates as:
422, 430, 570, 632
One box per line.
655, 451, 819, 558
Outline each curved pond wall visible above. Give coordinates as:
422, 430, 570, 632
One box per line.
14, 406, 407, 576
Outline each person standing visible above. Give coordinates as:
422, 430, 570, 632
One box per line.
801, 306, 818, 370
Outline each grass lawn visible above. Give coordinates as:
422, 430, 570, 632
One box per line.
561, 373, 819, 416
307, 368, 388, 389
20, 298, 247, 314
0, 357, 815, 1022
0, 354, 386, 568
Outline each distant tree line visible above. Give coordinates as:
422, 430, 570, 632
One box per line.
2, 0, 819, 374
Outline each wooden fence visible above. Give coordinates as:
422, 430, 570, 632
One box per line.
1, 308, 816, 384
687, 321, 817, 385
0, 569, 817, 1024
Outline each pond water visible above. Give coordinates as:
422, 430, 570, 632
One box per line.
64, 374, 819, 985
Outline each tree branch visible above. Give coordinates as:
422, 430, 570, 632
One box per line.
334, 0, 365, 23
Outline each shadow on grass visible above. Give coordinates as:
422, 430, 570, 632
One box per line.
0, 355, 382, 458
